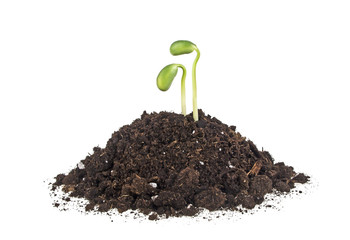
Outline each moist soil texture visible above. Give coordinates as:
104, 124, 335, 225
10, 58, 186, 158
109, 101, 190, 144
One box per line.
52, 110, 309, 219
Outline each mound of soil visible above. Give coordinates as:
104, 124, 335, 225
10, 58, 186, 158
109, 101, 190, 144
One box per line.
52, 110, 309, 219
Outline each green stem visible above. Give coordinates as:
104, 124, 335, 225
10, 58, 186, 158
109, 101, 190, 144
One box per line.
192, 47, 200, 121
177, 64, 187, 116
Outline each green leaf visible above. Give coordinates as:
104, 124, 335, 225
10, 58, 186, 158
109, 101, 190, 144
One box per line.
157, 64, 179, 91
170, 40, 196, 56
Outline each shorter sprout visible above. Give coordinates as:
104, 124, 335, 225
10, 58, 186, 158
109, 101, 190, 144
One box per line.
157, 64, 187, 115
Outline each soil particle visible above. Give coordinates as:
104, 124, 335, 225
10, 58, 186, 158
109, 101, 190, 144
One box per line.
175, 167, 199, 196
149, 213, 158, 221
181, 204, 199, 216
153, 190, 186, 210
274, 181, 291, 192
234, 191, 256, 209
194, 187, 227, 211
51, 109, 309, 218
292, 173, 310, 184
249, 175, 273, 198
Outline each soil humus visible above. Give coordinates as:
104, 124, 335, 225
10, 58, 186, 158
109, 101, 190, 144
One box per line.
52, 110, 309, 219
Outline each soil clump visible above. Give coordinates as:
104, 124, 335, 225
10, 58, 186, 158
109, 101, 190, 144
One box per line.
52, 110, 309, 219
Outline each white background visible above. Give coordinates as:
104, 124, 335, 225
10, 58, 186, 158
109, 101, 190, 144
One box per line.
1, 0, 349, 239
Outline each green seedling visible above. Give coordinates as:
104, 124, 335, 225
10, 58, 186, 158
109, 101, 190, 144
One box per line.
157, 40, 200, 121
157, 64, 187, 116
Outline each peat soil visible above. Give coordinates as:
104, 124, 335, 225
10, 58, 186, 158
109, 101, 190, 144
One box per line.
51, 110, 309, 220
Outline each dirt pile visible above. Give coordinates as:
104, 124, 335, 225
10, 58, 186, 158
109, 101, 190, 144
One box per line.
52, 110, 309, 219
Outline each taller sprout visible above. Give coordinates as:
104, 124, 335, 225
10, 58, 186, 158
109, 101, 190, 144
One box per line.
156, 40, 200, 122
170, 40, 200, 122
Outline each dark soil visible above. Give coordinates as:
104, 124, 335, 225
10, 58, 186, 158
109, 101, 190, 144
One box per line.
52, 109, 309, 219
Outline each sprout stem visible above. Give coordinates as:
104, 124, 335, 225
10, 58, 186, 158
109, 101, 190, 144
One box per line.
177, 64, 187, 116
192, 47, 200, 121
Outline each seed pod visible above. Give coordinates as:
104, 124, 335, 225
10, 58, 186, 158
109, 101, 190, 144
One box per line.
157, 64, 179, 91
170, 40, 197, 56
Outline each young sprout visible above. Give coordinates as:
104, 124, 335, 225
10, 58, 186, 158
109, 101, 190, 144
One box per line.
170, 40, 200, 121
156, 40, 200, 121
157, 64, 187, 116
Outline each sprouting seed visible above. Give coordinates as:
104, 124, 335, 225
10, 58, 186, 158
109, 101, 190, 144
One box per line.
170, 40, 200, 122
157, 64, 187, 115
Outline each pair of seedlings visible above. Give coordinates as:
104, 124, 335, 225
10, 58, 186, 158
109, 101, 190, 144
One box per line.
157, 40, 200, 121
